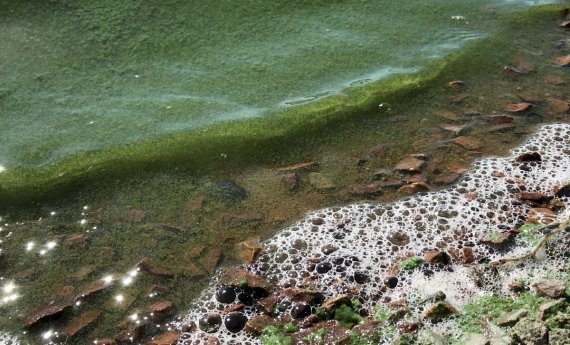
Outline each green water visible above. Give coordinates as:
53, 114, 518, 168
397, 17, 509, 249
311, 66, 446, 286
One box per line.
0, 0, 563, 203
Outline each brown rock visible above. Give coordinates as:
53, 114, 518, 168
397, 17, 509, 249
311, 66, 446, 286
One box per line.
377, 178, 404, 189
516, 152, 541, 162
403, 174, 427, 184
321, 295, 351, 313
434, 173, 461, 185
222, 213, 263, 226
147, 332, 181, 345
52, 285, 76, 301
448, 80, 466, 88
347, 182, 384, 197
397, 321, 421, 334
280, 287, 323, 304
64, 234, 89, 247
424, 250, 451, 265
291, 320, 352, 345
137, 258, 175, 277
397, 182, 430, 194
486, 123, 515, 132
235, 236, 263, 264
24, 302, 73, 328
395, 157, 426, 173
281, 173, 300, 191
554, 55, 570, 66
481, 115, 514, 124
561, 20, 570, 28
547, 97, 570, 113
497, 309, 528, 327
277, 162, 318, 174
517, 92, 542, 104
245, 315, 289, 335
74, 265, 96, 280
479, 231, 513, 245
63, 310, 101, 337
519, 192, 551, 202
453, 136, 482, 150
439, 124, 472, 134
352, 320, 383, 341
220, 269, 270, 290
94, 339, 117, 345
461, 247, 476, 264
200, 248, 222, 274
257, 295, 278, 314
222, 303, 245, 313
422, 301, 459, 319
506, 102, 531, 113
146, 300, 174, 316
75, 280, 111, 301
531, 279, 566, 298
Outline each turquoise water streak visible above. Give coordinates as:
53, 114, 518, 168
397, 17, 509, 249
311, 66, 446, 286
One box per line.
0, 0, 557, 168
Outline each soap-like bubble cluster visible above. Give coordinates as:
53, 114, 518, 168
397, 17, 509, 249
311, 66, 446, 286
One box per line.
179, 124, 570, 344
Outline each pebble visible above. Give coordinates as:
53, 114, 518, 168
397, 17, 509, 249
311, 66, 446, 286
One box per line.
531, 279, 566, 298
24, 302, 73, 328
395, 157, 426, 173
453, 136, 483, 150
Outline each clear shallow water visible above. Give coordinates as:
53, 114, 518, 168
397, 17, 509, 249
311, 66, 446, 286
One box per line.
0, 0, 558, 168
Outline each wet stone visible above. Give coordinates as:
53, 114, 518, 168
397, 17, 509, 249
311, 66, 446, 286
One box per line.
94, 339, 116, 345
512, 318, 548, 345
479, 231, 513, 245
519, 192, 551, 203
370, 168, 394, 180
145, 300, 174, 318
537, 298, 566, 321
280, 287, 323, 304
434, 173, 461, 185
424, 250, 451, 265
277, 161, 318, 174
506, 102, 532, 113
422, 301, 459, 320
245, 315, 284, 335
497, 308, 528, 327
256, 295, 278, 315
439, 124, 472, 135
198, 313, 222, 333
220, 269, 270, 290
281, 173, 300, 191
137, 258, 175, 277
74, 280, 111, 301
63, 234, 89, 246
454, 136, 483, 150
516, 152, 542, 162
63, 310, 101, 337
24, 302, 73, 328
395, 157, 426, 173
352, 320, 382, 341
481, 115, 514, 124
200, 248, 222, 274
147, 332, 181, 345
403, 173, 427, 184
235, 236, 263, 264
398, 182, 430, 194
547, 97, 570, 113
321, 295, 351, 313
531, 279, 566, 298
291, 320, 351, 345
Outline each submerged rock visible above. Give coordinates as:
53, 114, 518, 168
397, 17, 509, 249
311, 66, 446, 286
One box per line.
62, 310, 101, 337
395, 157, 426, 173
24, 302, 72, 328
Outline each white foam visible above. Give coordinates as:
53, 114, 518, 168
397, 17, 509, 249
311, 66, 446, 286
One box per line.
178, 123, 570, 344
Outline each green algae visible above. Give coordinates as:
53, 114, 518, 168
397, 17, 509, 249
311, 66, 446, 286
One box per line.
1, 2, 569, 206
398, 257, 424, 271
260, 323, 297, 345
334, 304, 364, 328
457, 292, 547, 334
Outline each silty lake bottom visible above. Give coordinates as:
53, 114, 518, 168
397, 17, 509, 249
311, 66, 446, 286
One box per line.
1, 2, 570, 345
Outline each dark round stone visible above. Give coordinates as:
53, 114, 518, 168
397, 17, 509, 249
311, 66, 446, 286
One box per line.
290, 303, 311, 319
354, 271, 368, 284
224, 312, 247, 333
237, 292, 254, 306
215, 285, 236, 304
198, 313, 222, 333
384, 276, 398, 288
316, 262, 332, 274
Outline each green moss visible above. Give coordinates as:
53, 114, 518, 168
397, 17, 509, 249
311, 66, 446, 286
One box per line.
398, 256, 424, 271
457, 292, 547, 333
373, 305, 393, 323
334, 304, 364, 328
518, 223, 543, 245
350, 331, 376, 345
303, 328, 327, 344
260, 323, 298, 345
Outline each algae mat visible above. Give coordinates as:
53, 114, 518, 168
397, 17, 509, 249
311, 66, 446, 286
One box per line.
0, 0, 560, 199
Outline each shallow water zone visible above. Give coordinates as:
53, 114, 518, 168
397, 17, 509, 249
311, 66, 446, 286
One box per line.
0, 1, 570, 345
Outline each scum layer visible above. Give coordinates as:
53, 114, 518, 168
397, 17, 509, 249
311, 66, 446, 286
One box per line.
177, 123, 570, 344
